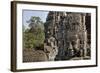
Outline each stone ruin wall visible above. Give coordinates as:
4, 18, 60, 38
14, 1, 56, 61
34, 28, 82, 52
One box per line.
44, 11, 90, 60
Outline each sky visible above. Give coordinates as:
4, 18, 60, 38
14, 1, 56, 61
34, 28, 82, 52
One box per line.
23, 10, 49, 28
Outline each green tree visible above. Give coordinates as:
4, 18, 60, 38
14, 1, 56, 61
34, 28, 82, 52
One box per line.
27, 16, 44, 32
23, 16, 45, 49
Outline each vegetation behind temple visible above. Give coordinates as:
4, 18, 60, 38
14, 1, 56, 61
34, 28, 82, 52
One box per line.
23, 16, 45, 49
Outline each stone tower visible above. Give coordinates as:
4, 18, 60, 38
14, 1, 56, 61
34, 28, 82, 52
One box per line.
44, 11, 90, 60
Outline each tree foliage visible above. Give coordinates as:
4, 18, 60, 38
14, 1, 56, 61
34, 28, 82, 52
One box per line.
23, 16, 45, 49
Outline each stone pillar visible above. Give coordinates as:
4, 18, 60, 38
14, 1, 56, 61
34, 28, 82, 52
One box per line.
82, 14, 87, 57
83, 31, 87, 57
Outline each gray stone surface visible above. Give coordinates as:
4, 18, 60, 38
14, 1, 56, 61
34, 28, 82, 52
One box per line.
44, 12, 90, 60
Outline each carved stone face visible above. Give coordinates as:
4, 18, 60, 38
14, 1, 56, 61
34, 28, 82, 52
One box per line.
66, 34, 80, 51
44, 37, 58, 61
